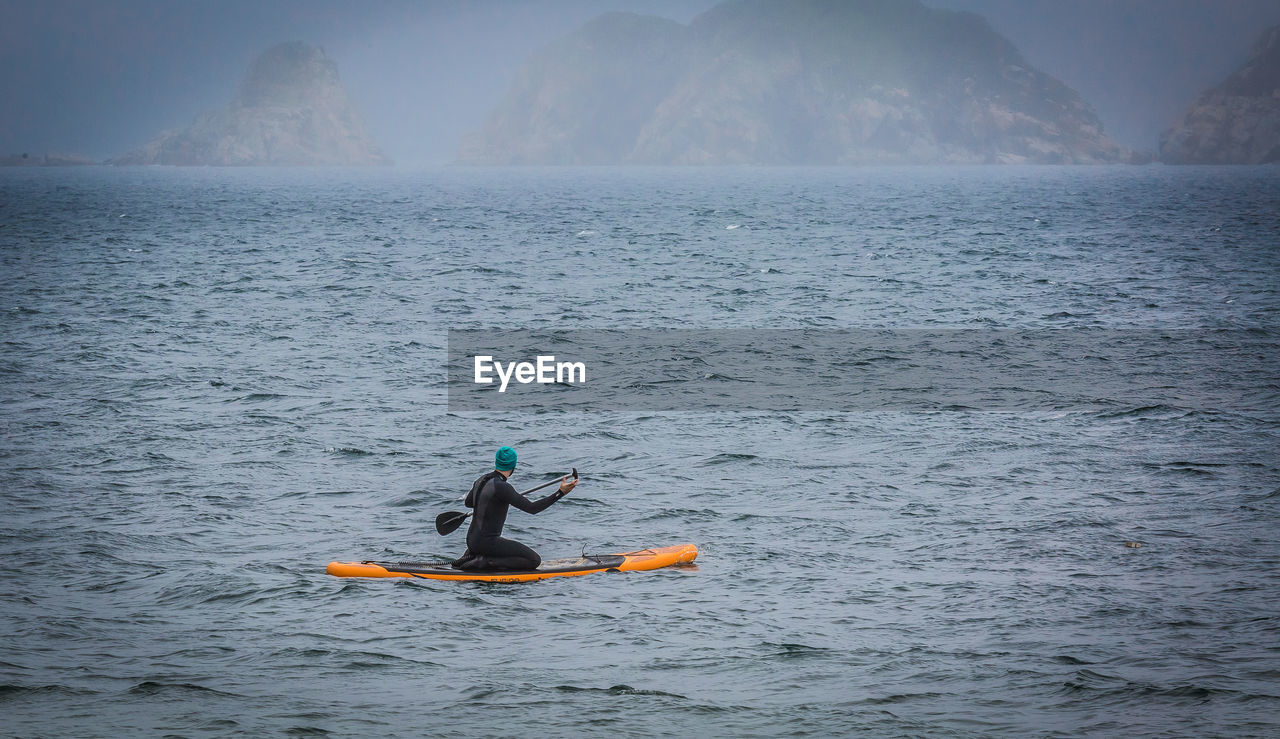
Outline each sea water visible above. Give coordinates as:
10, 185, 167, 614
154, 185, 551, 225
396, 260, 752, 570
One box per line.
1, 165, 1277, 736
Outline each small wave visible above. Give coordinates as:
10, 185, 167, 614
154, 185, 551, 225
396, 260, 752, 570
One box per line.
386, 492, 433, 507
725, 224, 741, 230
1061, 670, 1248, 702
1140, 461, 1223, 476
1053, 655, 1092, 665
127, 681, 241, 697
231, 393, 286, 402
862, 691, 946, 705
436, 266, 503, 276
324, 447, 371, 456
0, 683, 95, 698
762, 642, 831, 659
1061, 668, 1125, 693
1093, 404, 1183, 419
702, 453, 758, 465
637, 507, 720, 523
284, 726, 332, 736
556, 684, 686, 699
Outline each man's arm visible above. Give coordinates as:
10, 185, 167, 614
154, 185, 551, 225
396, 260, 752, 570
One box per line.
503, 476, 578, 514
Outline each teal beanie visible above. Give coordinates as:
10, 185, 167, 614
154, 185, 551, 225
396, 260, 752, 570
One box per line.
494, 446, 517, 471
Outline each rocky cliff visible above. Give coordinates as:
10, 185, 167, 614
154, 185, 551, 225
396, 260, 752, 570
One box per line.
1160, 26, 1280, 164
459, 0, 1132, 165
112, 42, 388, 166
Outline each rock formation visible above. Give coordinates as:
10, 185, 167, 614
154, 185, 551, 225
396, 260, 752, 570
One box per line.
1160, 26, 1280, 164
460, 0, 1132, 165
112, 42, 388, 166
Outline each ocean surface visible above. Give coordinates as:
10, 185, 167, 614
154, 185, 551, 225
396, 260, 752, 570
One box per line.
1, 165, 1278, 737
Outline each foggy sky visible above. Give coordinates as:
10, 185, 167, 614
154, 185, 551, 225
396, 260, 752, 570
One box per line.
3, 0, 1279, 165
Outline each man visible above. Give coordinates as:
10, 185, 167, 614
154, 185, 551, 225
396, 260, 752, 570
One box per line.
451, 446, 578, 571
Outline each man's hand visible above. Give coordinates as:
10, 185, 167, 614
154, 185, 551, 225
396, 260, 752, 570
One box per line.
558, 476, 578, 495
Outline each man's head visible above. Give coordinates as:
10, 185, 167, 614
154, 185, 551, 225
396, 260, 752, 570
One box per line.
494, 446, 517, 476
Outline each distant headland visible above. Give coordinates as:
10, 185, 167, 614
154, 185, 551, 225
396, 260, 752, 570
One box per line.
110, 42, 389, 166
459, 0, 1141, 165
1160, 25, 1280, 164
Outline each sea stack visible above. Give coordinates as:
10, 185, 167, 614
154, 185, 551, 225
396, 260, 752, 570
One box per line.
111, 42, 389, 166
459, 0, 1132, 165
1160, 26, 1280, 164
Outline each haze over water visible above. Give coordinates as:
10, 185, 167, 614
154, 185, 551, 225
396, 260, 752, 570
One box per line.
1, 165, 1278, 736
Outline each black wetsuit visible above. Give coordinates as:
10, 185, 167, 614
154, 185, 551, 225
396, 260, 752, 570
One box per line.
453, 471, 566, 571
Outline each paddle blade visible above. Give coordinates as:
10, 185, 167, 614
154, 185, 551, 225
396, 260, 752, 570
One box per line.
435, 511, 469, 536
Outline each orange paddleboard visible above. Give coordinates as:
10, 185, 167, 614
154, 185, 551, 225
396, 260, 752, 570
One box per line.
326, 543, 698, 584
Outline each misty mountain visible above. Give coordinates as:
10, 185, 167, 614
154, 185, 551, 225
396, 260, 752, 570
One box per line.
459, 0, 1134, 165
1160, 26, 1280, 164
111, 42, 388, 166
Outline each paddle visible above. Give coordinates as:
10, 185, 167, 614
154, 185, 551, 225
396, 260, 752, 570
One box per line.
435, 468, 578, 536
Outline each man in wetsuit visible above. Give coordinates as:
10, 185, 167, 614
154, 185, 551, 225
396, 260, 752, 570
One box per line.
452, 446, 578, 571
